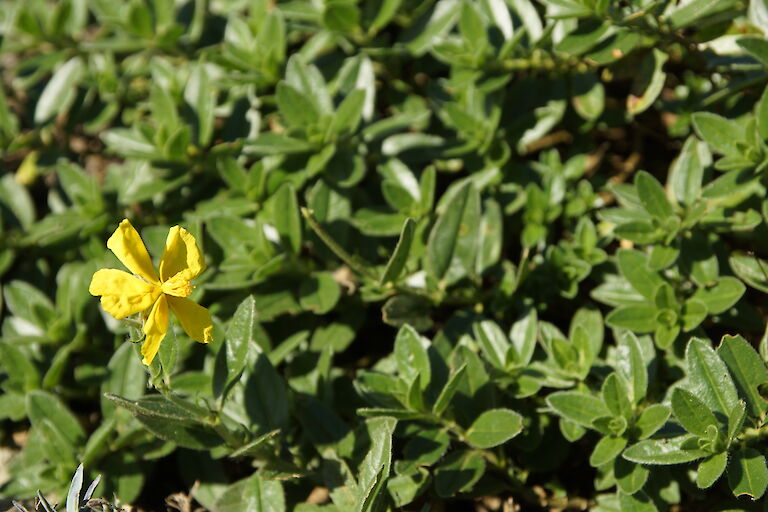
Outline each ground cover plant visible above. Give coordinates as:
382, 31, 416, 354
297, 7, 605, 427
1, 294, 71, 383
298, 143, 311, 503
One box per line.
2, 0, 768, 510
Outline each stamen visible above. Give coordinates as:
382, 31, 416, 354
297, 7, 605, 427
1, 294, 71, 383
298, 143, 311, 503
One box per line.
162, 280, 194, 297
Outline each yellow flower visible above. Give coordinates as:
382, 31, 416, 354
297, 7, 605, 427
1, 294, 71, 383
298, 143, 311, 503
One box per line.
89, 219, 213, 365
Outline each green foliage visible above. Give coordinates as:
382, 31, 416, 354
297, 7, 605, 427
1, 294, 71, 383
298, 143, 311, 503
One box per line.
12, 464, 110, 512
2, 0, 768, 510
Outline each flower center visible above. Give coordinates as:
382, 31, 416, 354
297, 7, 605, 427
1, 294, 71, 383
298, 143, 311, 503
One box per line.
161, 279, 193, 297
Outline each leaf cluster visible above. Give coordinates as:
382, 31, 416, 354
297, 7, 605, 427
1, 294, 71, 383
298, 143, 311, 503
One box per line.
3, 0, 768, 510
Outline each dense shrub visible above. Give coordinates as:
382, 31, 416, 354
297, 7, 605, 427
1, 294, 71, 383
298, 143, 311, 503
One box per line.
2, 0, 768, 510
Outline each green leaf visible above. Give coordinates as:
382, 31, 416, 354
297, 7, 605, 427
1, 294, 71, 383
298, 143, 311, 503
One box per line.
671, 388, 718, 436
101, 128, 157, 159
613, 221, 662, 244
419, 166, 436, 215
356, 416, 396, 512
367, 0, 403, 33
616, 332, 648, 405
728, 448, 768, 499
380, 159, 421, 213
57, 161, 102, 211
213, 296, 258, 400
555, 19, 611, 55
547, 391, 611, 428
323, 0, 360, 33
394, 324, 431, 390
150, 83, 179, 130
285, 56, 331, 113
634, 404, 671, 440
276, 81, 320, 128
615, 457, 649, 495
618, 490, 658, 512
271, 183, 302, 254
351, 209, 407, 236
616, 249, 664, 300
654, 319, 679, 351
590, 436, 628, 467
692, 277, 745, 315
570, 305, 604, 357
126, 0, 153, 36
34, 56, 84, 123
737, 36, 768, 67
215, 473, 285, 512
0, 174, 36, 229
380, 218, 416, 284
702, 169, 760, 205
551, 337, 578, 373
295, 396, 349, 449
685, 338, 738, 418
680, 233, 719, 287
668, 136, 708, 206
399, 426, 450, 472
357, 408, 423, 420
0, 86, 19, 141
228, 430, 281, 458
717, 335, 768, 418
465, 408, 523, 448
298, 271, 341, 314
408, 374, 425, 413
474, 319, 511, 370
458, 0, 486, 48
381, 294, 433, 331
432, 363, 467, 415
602, 373, 633, 420
691, 112, 743, 156
697, 452, 728, 489
426, 181, 481, 285
680, 298, 707, 332
101, 342, 146, 418
605, 304, 658, 333
571, 71, 605, 121
329, 89, 366, 136
547, 0, 594, 18
727, 400, 747, 444
634, 171, 674, 220
184, 63, 216, 147
27, 390, 85, 446
163, 127, 192, 162
476, 199, 503, 274
667, 0, 739, 29
623, 436, 708, 465
158, 327, 178, 377
245, 354, 289, 433
387, 469, 429, 507
560, 417, 586, 442
434, 450, 486, 497
105, 392, 204, 418
510, 307, 538, 367
757, 84, 768, 139
730, 253, 768, 293
627, 49, 668, 115
66, 464, 83, 512
401, 0, 461, 55
244, 133, 315, 155
4, 279, 55, 330
0, 342, 40, 391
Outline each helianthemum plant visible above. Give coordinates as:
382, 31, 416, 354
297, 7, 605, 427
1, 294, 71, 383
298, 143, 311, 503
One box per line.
89, 219, 213, 365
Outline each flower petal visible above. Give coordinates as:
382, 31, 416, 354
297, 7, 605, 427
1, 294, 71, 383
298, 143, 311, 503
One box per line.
107, 219, 159, 283
167, 296, 213, 344
159, 226, 205, 282
89, 269, 161, 319
141, 294, 169, 366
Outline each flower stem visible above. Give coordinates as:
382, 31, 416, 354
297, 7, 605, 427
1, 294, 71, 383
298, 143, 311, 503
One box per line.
301, 207, 379, 281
